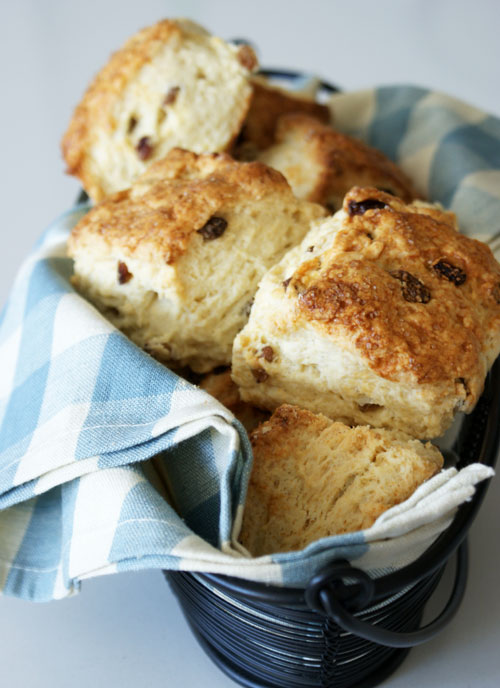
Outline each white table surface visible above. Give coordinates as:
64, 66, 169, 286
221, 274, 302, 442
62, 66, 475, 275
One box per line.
1, 1, 500, 686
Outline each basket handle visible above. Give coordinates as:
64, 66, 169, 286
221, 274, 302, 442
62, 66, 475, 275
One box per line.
305, 541, 468, 648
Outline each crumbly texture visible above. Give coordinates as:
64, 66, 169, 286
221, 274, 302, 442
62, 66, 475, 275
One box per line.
62, 19, 257, 201
257, 114, 417, 210
200, 368, 269, 433
239, 405, 443, 556
234, 78, 330, 154
68, 149, 326, 372
232, 187, 500, 438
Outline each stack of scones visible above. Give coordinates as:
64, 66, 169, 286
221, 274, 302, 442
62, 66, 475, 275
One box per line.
64, 19, 500, 556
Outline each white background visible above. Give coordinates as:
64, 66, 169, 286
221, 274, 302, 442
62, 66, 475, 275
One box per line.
1, 1, 500, 686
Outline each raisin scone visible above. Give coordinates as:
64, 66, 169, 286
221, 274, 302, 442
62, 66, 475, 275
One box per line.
256, 114, 417, 210
239, 405, 443, 556
232, 187, 500, 438
68, 148, 326, 372
234, 77, 330, 156
62, 19, 257, 202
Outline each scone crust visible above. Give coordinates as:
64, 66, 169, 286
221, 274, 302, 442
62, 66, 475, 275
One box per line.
258, 113, 418, 206
232, 188, 500, 437
62, 19, 256, 201
238, 78, 331, 151
68, 148, 326, 372
68, 148, 305, 265
239, 404, 443, 556
200, 369, 269, 433
291, 188, 500, 393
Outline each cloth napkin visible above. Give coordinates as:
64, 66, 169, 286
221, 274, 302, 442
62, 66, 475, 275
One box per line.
0, 86, 498, 601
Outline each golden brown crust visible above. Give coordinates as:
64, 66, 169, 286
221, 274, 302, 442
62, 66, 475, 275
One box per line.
200, 368, 270, 433
268, 113, 418, 205
62, 20, 182, 192
68, 148, 293, 265
61, 20, 257, 201
238, 79, 331, 151
289, 187, 500, 403
239, 404, 443, 555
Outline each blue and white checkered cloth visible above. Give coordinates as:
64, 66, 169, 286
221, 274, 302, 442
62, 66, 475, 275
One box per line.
0, 86, 498, 600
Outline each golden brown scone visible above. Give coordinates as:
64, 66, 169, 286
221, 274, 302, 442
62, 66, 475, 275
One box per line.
68, 148, 326, 372
235, 78, 330, 154
200, 369, 270, 433
232, 187, 500, 438
239, 405, 443, 556
62, 19, 257, 201
257, 114, 418, 209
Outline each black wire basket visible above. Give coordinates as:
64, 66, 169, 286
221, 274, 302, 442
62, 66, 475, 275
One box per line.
165, 69, 500, 688
74, 67, 500, 688
167, 358, 499, 688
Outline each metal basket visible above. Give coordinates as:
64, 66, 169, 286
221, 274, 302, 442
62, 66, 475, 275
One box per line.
76, 67, 500, 687
167, 359, 499, 688
164, 69, 500, 688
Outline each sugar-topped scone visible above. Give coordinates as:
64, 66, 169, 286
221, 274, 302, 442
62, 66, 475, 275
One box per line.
235, 78, 330, 154
232, 187, 500, 438
239, 405, 443, 556
62, 19, 257, 201
256, 114, 417, 210
68, 148, 326, 372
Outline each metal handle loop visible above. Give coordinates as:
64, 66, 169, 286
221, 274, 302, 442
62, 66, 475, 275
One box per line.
306, 561, 376, 613
309, 541, 468, 648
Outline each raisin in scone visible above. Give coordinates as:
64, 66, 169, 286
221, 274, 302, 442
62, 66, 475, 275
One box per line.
68, 148, 326, 372
256, 114, 417, 209
239, 405, 443, 556
232, 187, 500, 438
62, 19, 257, 201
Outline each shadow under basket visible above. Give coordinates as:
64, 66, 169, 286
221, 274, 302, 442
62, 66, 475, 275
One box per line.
166, 361, 500, 688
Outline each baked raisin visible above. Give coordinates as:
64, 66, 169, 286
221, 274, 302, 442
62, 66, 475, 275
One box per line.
282, 277, 291, 291
237, 44, 257, 71
433, 260, 466, 286
390, 270, 431, 303
136, 136, 154, 161
127, 116, 138, 134
163, 86, 180, 106
260, 346, 274, 362
117, 261, 133, 284
196, 216, 228, 241
251, 367, 269, 383
348, 199, 388, 216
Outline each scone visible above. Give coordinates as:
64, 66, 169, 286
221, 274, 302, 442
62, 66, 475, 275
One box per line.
232, 187, 500, 438
200, 368, 269, 433
256, 113, 417, 209
62, 19, 257, 201
68, 148, 326, 372
239, 405, 443, 556
235, 78, 330, 154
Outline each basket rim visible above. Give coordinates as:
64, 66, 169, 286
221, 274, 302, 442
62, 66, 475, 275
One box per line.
197, 359, 500, 606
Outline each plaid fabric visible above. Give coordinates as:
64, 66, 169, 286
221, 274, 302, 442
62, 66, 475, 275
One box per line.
0, 86, 497, 600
